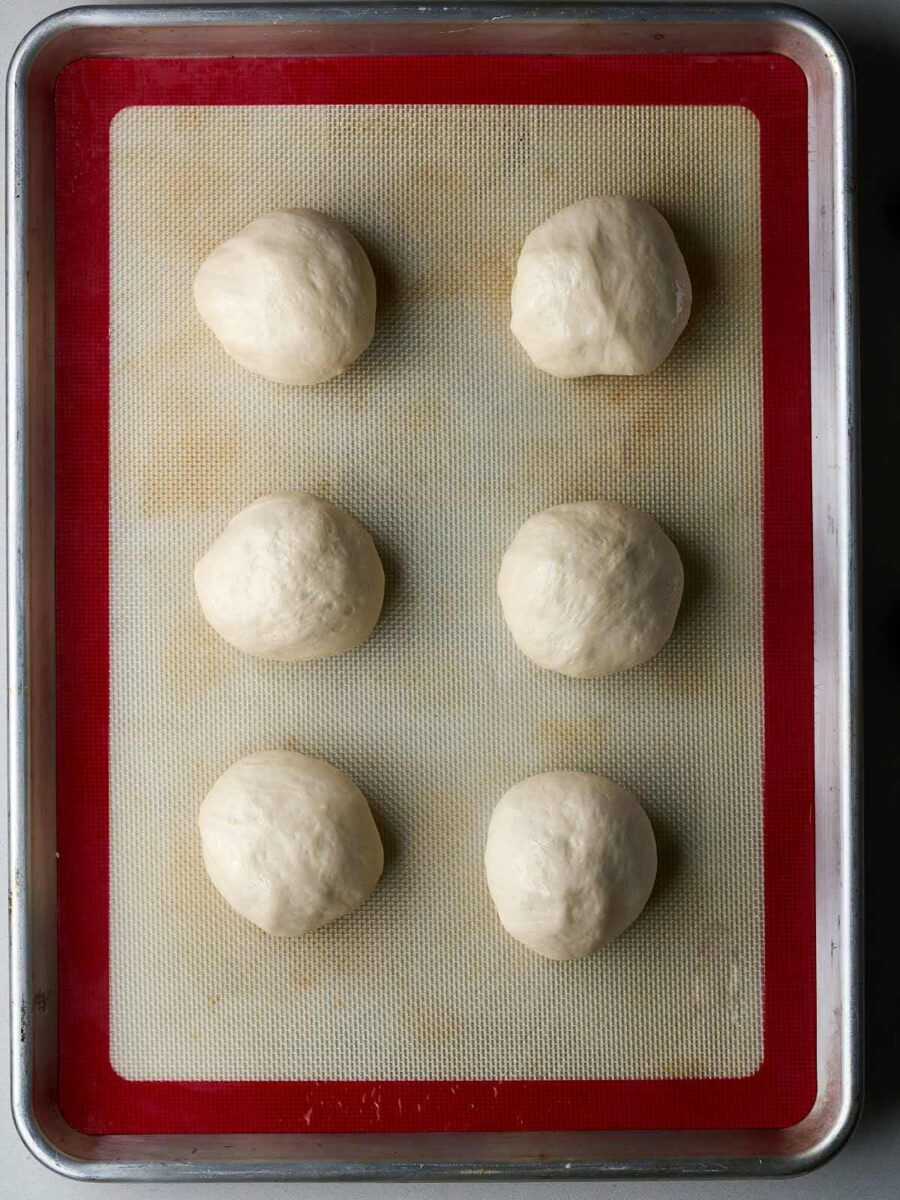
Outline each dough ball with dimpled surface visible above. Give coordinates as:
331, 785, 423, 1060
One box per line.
194, 492, 384, 662
510, 196, 691, 377
497, 500, 683, 678
484, 771, 657, 960
199, 750, 384, 936
194, 208, 376, 385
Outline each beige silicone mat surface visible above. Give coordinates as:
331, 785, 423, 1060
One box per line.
108, 103, 763, 1082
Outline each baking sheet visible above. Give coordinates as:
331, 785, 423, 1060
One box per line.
107, 101, 763, 1082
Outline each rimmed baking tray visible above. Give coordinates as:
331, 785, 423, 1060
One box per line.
7, 2, 859, 1182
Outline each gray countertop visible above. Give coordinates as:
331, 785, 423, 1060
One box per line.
2, 0, 894, 1194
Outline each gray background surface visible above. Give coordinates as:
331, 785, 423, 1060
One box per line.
2, 0, 895, 1195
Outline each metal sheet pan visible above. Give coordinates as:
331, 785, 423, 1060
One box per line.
6, 2, 860, 1181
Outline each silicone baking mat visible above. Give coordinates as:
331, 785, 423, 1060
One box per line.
54, 54, 815, 1136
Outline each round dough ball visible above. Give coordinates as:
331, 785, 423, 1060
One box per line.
497, 500, 683, 678
510, 196, 691, 377
485, 771, 657, 960
199, 750, 384, 936
193, 208, 376, 385
195, 492, 384, 662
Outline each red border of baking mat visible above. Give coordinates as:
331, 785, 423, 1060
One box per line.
54, 53, 814, 1136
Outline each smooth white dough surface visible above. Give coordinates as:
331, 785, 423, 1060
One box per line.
485, 771, 658, 960
193, 208, 376, 385
497, 500, 684, 678
199, 750, 384, 936
510, 196, 692, 377
194, 491, 385, 661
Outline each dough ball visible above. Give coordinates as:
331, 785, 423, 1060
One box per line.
193, 208, 376, 385
485, 771, 657, 960
497, 500, 683, 678
195, 492, 384, 661
199, 750, 384, 936
510, 197, 691, 377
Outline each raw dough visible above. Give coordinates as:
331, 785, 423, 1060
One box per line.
497, 500, 683, 677
199, 750, 384, 936
484, 771, 657, 960
510, 196, 691, 377
194, 492, 384, 661
193, 208, 376, 385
